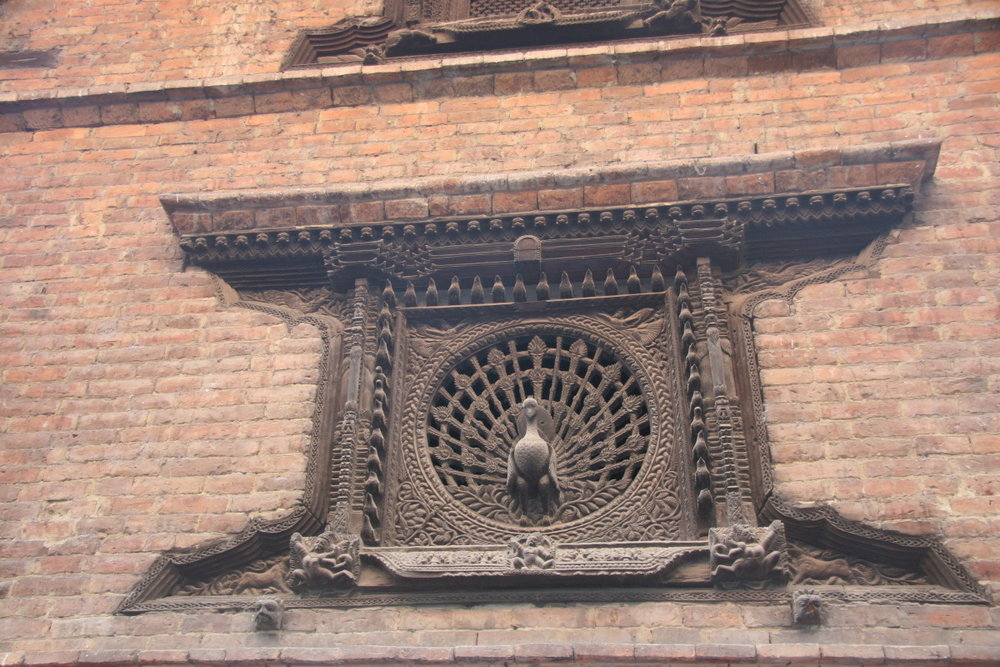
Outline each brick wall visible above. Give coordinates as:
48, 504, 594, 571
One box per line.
756, 214, 1000, 588
1, 0, 999, 664
0, 0, 374, 93
1, 0, 998, 95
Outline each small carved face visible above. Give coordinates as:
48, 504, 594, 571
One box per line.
253, 597, 283, 631
522, 397, 538, 419
792, 592, 822, 625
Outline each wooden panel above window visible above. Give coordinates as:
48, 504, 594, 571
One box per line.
285, 0, 814, 66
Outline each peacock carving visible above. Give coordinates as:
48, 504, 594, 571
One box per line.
426, 333, 651, 526
506, 397, 561, 524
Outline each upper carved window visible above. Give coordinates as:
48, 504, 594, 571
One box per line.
285, 0, 814, 65
121, 145, 992, 617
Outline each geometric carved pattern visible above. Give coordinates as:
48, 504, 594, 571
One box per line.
427, 332, 650, 526
470, 0, 622, 17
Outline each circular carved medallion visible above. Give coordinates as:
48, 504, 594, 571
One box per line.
425, 331, 653, 526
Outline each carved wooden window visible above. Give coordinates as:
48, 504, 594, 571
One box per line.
285, 0, 814, 65
122, 165, 991, 614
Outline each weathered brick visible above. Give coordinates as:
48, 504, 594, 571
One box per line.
492, 190, 538, 213
384, 198, 429, 220
583, 183, 631, 206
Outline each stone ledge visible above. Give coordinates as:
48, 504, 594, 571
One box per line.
0, 12, 997, 133
5, 643, 1000, 666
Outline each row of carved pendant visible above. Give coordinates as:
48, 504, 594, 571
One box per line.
384, 266, 669, 308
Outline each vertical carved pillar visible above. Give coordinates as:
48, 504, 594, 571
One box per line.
696, 258, 737, 495
695, 257, 753, 524
329, 279, 370, 513
675, 266, 713, 527
362, 282, 397, 545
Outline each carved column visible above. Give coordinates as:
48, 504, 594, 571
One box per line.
694, 257, 754, 524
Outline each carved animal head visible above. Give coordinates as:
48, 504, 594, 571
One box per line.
792, 592, 822, 625
522, 397, 539, 421
253, 597, 283, 631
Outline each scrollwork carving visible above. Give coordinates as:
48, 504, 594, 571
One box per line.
425, 329, 653, 528
237, 287, 347, 320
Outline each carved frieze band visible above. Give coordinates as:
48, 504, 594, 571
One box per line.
175, 186, 914, 283
369, 540, 706, 579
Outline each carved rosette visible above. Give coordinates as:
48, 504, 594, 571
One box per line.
388, 312, 686, 545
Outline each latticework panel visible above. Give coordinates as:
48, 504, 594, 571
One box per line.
469, 0, 623, 18
427, 333, 650, 525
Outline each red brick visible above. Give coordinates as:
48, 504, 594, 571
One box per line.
494, 72, 534, 95
928, 33, 975, 58
974, 29, 1000, 54
99, 103, 140, 124
792, 47, 837, 71
22, 107, 63, 130
492, 190, 538, 213
661, 58, 705, 80
345, 201, 385, 223
374, 83, 414, 104
214, 95, 254, 118
631, 179, 678, 203
882, 38, 928, 62
725, 172, 775, 195
676, 176, 727, 199
749, 51, 793, 74
534, 69, 577, 90
0, 111, 26, 133
537, 188, 583, 210
617, 62, 660, 85
573, 66, 615, 88
384, 198, 429, 220
836, 43, 881, 68
583, 183, 631, 206
453, 75, 494, 96
513, 644, 574, 662
444, 193, 491, 215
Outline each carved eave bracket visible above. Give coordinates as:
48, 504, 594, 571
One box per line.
762, 497, 992, 604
